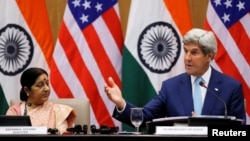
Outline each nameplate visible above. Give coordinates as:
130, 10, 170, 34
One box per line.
0, 126, 47, 134
155, 126, 208, 136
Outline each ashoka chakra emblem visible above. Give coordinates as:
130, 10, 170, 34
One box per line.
0, 24, 33, 76
137, 22, 181, 74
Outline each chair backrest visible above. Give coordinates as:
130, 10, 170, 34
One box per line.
10, 98, 90, 127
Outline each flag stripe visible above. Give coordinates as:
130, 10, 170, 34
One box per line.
163, 0, 192, 35
83, 25, 121, 89
93, 16, 122, 82
229, 21, 250, 64
102, 7, 123, 54
16, 0, 53, 62
240, 13, 250, 37
50, 59, 74, 98
0, 85, 8, 114
52, 42, 85, 98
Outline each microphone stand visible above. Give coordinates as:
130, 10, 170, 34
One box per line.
24, 102, 28, 116
199, 81, 228, 119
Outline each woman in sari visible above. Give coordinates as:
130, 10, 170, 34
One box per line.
6, 67, 76, 134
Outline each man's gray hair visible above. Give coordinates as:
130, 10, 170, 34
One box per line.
183, 28, 217, 59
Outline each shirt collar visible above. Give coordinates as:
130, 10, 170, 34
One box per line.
191, 66, 212, 85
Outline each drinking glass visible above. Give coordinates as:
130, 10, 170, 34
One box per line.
130, 107, 143, 133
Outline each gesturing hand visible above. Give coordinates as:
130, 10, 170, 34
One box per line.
104, 77, 125, 110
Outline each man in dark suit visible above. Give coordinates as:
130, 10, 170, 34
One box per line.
104, 28, 246, 126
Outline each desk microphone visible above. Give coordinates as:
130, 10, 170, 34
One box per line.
67, 124, 88, 134
24, 102, 31, 116
199, 81, 227, 118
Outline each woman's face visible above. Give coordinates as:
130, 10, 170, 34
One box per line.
26, 73, 50, 105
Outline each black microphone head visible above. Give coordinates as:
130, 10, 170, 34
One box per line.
199, 81, 205, 87
48, 128, 59, 134
75, 124, 82, 130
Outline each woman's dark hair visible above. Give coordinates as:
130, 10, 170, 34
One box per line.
20, 67, 48, 101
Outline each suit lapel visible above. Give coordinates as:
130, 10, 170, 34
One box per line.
202, 68, 223, 115
179, 74, 194, 116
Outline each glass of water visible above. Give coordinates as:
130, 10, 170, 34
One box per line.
130, 107, 143, 134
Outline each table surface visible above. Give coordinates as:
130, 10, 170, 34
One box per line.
0, 133, 209, 141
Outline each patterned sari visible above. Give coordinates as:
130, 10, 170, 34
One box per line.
6, 100, 76, 134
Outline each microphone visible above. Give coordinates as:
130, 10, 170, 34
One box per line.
48, 128, 59, 134
199, 81, 227, 118
67, 124, 88, 134
24, 102, 32, 116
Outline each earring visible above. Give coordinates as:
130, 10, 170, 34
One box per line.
27, 93, 29, 97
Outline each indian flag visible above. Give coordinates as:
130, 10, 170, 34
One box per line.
0, 0, 54, 114
122, 0, 192, 131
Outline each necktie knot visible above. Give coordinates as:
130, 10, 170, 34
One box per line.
195, 77, 202, 85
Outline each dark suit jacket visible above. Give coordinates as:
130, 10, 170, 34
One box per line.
113, 67, 246, 125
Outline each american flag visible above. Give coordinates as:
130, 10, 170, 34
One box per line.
204, 0, 250, 123
50, 0, 123, 127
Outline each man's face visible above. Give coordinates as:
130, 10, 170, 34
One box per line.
184, 43, 212, 76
